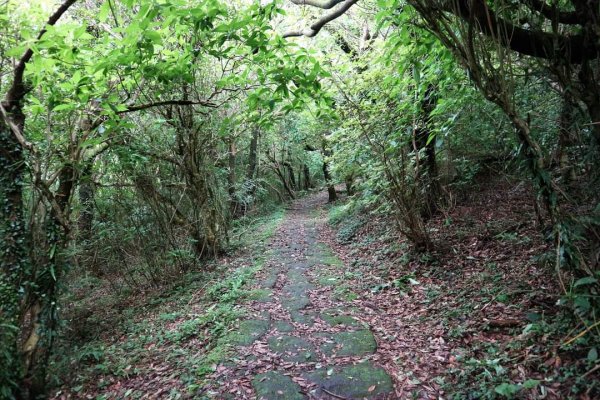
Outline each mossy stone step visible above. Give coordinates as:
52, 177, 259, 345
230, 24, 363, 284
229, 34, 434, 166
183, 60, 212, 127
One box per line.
273, 321, 295, 332
281, 295, 310, 312
261, 270, 280, 289
248, 288, 273, 303
252, 371, 306, 400
230, 319, 270, 346
320, 310, 361, 327
320, 330, 377, 357
287, 261, 315, 270
290, 310, 317, 326
282, 280, 314, 297
305, 362, 393, 399
268, 335, 317, 363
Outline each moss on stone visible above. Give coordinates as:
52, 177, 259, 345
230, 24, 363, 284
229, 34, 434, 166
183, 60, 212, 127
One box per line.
320, 311, 361, 327
290, 310, 316, 326
229, 319, 270, 346
267, 335, 316, 362
281, 296, 310, 312
247, 288, 273, 303
273, 321, 294, 332
252, 371, 305, 400
305, 362, 393, 398
320, 330, 377, 357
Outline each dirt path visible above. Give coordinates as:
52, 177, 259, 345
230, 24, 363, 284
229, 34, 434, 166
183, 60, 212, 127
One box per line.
209, 192, 395, 399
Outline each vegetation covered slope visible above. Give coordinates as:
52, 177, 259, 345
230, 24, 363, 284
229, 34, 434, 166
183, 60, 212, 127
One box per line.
1, 0, 599, 398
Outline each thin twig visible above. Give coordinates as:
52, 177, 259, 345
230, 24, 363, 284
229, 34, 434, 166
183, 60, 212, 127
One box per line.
563, 320, 600, 346
321, 387, 349, 399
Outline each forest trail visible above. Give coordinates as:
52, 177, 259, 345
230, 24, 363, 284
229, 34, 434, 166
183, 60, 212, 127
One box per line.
209, 191, 395, 399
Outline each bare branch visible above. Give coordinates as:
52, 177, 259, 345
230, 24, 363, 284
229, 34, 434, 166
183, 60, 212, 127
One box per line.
288, 0, 347, 9
283, 0, 359, 38
0, 103, 34, 152
120, 99, 218, 114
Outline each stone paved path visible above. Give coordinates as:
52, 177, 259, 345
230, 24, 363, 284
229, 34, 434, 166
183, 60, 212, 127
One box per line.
211, 193, 395, 399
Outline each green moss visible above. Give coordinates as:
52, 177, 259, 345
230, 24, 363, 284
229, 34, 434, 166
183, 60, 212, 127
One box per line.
273, 321, 295, 332
252, 371, 305, 400
320, 310, 361, 327
333, 285, 359, 301
267, 335, 316, 362
229, 319, 271, 346
320, 330, 377, 357
306, 362, 393, 398
246, 288, 273, 303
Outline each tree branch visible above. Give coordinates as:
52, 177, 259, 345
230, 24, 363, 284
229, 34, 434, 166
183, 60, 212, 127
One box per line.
521, 0, 580, 25
4, 0, 77, 108
431, 0, 597, 64
119, 99, 218, 114
283, 0, 359, 38
0, 103, 34, 152
288, 0, 347, 9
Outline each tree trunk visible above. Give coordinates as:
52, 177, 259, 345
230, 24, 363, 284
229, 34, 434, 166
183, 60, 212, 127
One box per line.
286, 161, 296, 191
345, 173, 355, 195
78, 162, 96, 243
267, 150, 296, 199
303, 164, 311, 190
321, 142, 337, 202
228, 139, 239, 216
247, 128, 259, 181
240, 128, 260, 215
415, 84, 441, 219
0, 109, 28, 398
277, 167, 296, 199
557, 96, 579, 182
511, 115, 560, 225
22, 156, 74, 398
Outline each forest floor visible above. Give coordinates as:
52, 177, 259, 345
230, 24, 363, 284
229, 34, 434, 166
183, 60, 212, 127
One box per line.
51, 173, 596, 399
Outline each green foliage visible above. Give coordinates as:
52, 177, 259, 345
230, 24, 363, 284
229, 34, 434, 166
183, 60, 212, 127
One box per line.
2, 0, 600, 396
165, 304, 242, 343
494, 380, 540, 398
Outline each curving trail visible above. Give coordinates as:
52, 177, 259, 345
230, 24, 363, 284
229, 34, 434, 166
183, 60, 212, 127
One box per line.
209, 192, 395, 399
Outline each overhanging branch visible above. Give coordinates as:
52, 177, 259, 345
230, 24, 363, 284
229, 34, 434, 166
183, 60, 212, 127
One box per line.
521, 0, 579, 25
4, 0, 77, 108
120, 99, 218, 114
428, 0, 597, 64
283, 0, 359, 38
289, 0, 347, 9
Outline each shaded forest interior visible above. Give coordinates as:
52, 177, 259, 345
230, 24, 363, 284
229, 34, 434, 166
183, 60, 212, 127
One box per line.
1, 0, 600, 398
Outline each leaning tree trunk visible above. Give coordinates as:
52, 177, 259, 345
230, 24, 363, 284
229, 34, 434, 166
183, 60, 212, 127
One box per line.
1, 1, 80, 393
22, 155, 75, 399
0, 109, 28, 398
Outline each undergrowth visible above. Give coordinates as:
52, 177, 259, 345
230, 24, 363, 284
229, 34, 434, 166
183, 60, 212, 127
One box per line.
325, 182, 599, 399
49, 208, 285, 398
